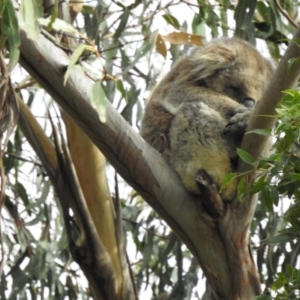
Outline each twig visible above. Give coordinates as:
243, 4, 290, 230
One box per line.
274, 0, 297, 29
4, 152, 43, 167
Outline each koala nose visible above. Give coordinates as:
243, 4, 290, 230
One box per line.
243, 98, 255, 107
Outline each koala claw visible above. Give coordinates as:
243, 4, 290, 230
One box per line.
224, 107, 252, 137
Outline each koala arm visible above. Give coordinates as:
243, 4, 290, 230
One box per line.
158, 84, 242, 120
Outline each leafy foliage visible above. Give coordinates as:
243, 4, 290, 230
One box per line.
252, 90, 300, 299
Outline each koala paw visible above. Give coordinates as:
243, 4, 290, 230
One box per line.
224, 106, 252, 137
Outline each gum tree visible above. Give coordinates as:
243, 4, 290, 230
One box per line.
1, 1, 300, 299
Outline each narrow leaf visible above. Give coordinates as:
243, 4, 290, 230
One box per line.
237, 176, 246, 201
3, 0, 20, 70
264, 232, 297, 244
272, 272, 287, 290
249, 180, 268, 194
237, 148, 256, 165
246, 128, 272, 136
64, 44, 92, 85
114, 8, 129, 40
19, 0, 42, 40
261, 186, 274, 212
220, 173, 237, 191
162, 14, 180, 30
116, 79, 128, 103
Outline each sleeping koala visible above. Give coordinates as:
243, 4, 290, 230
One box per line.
140, 38, 274, 201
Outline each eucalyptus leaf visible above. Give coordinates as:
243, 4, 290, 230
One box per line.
237, 148, 256, 165
162, 14, 180, 29
19, 0, 42, 40
2, 0, 20, 70
64, 44, 92, 85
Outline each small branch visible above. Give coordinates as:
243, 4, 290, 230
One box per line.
4, 152, 43, 167
274, 0, 297, 29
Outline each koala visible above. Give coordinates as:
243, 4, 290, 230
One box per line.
140, 38, 274, 201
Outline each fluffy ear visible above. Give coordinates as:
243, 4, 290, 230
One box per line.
189, 44, 236, 80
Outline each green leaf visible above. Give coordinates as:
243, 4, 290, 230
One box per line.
290, 173, 300, 180
237, 176, 246, 202
91, 81, 107, 123
270, 186, 279, 206
246, 128, 272, 136
286, 264, 300, 280
114, 8, 130, 40
162, 14, 180, 30
192, 15, 205, 36
2, 0, 20, 70
284, 206, 300, 230
261, 186, 274, 211
249, 180, 268, 195
264, 231, 297, 245
253, 295, 272, 300
220, 173, 237, 191
237, 148, 256, 165
116, 79, 128, 103
282, 89, 299, 98
19, 0, 42, 40
64, 44, 90, 85
48, 0, 58, 30
272, 272, 287, 290
16, 182, 29, 207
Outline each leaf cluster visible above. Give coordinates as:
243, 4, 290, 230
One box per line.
2, 126, 91, 299
249, 90, 300, 299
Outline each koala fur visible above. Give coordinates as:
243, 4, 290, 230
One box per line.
140, 38, 274, 201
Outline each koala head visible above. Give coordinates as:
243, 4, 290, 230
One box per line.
188, 38, 274, 107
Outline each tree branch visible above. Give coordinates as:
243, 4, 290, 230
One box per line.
239, 25, 300, 173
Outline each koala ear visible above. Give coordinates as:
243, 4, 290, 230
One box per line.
189, 44, 236, 80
